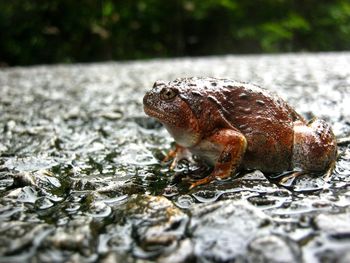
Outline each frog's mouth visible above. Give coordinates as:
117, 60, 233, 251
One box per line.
144, 106, 177, 126
144, 106, 163, 119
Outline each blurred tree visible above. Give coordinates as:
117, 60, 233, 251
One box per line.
0, 0, 349, 66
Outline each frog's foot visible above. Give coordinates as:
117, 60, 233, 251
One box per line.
279, 171, 305, 184
163, 144, 194, 170
189, 175, 215, 189
189, 162, 231, 189
323, 160, 336, 181
189, 128, 247, 189
279, 160, 336, 185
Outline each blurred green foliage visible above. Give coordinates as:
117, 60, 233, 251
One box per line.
0, 0, 350, 66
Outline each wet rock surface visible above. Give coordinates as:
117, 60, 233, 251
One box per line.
190, 200, 272, 262
0, 53, 350, 262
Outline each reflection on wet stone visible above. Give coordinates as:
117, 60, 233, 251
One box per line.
101, 195, 189, 260
190, 200, 272, 262
247, 235, 302, 263
0, 53, 350, 262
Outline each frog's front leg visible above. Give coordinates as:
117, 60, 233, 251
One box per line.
189, 129, 247, 189
163, 144, 194, 170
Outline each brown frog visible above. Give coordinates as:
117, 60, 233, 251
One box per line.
143, 77, 337, 188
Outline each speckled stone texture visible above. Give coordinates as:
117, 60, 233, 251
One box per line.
0, 53, 349, 262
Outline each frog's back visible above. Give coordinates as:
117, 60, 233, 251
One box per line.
176, 77, 304, 172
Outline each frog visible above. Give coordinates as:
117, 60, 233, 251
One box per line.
143, 77, 338, 188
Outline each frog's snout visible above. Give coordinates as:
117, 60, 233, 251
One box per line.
143, 91, 149, 105
143, 90, 154, 107
143, 90, 160, 113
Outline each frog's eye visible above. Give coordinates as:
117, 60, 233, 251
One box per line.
160, 88, 177, 101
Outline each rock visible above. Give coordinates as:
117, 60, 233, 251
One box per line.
315, 247, 350, 263
315, 213, 350, 237
45, 217, 95, 256
103, 195, 189, 259
100, 252, 134, 263
247, 235, 302, 263
158, 239, 194, 263
303, 235, 350, 263
189, 200, 271, 262
0, 222, 53, 262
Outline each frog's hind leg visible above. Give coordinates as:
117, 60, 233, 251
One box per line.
292, 118, 337, 176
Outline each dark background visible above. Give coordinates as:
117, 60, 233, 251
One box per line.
1, 0, 350, 66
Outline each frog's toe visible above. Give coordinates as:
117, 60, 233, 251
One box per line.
162, 149, 177, 163
279, 171, 305, 184
188, 175, 216, 189
169, 158, 179, 170
323, 160, 336, 181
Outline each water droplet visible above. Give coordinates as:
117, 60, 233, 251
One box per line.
256, 100, 265, 106
35, 197, 54, 210
238, 107, 252, 114
101, 110, 123, 120
65, 203, 80, 213
17, 186, 38, 203
191, 91, 202, 96
0, 206, 22, 219
239, 93, 249, 99
87, 201, 112, 218
192, 190, 223, 203
175, 195, 194, 209
102, 195, 128, 204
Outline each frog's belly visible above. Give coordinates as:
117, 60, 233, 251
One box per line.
190, 140, 223, 166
